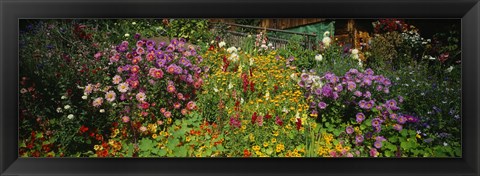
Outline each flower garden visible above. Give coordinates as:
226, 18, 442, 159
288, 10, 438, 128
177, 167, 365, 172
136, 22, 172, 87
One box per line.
19, 19, 461, 157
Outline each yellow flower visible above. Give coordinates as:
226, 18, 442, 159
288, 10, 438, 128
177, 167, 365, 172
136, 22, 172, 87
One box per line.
94, 145, 100, 151
252, 145, 261, 151
186, 136, 191, 142
263, 142, 269, 147
273, 131, 279, 137
416, 133, 422, 139
152, 134, 157, 139
271, 138, 277, 143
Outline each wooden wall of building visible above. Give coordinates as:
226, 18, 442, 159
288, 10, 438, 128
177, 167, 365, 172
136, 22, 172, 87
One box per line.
209, 19, 325, 30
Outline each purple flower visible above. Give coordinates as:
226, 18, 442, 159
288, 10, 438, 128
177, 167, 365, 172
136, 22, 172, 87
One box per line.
322, 85, 333, 98
365, 100, 375, 109
346, 126, 354, 134
301, 73, 310, 82
383, 78, 391, 86
371, 118, 382, 127
386, 99, 397, 109
355, 135, 364, 143
348, 68, 359, 75
397, 115, 407, 124
347, 81, 356, 91
374, 141, 383, 149
404, 114, 419, 123
332, 92, 339, 100
318, 102, 327, 109
376, 85, 383, 91
359, 100, 367, 109
365, 68, 374, 75
179, 57, 192, 67
398, 95, 404, 103
363, 91, 371, 98
134, 33, 141, 40
384, 88, 390, 94
166, 44, 175, 52
356, 112, 365, 123
363, 78, 372, 86
374, 136, 386, 149
314, 88, 322, 95
335, 85, 343, 92
389, 113, 398, 120
354, 91, 362, 97
393, 124, 403, 131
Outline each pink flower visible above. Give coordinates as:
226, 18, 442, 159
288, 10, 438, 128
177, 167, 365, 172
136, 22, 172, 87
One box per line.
186, 101, 196, 110
121, 116, 130, 123
94, 52, 102, 59
92, 97, 103, 107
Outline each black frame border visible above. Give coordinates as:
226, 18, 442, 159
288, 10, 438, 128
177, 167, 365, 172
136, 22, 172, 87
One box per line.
1, 0, 479, 176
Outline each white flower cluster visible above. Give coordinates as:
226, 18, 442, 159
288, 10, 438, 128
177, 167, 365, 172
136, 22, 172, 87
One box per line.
322, 31, 332, 47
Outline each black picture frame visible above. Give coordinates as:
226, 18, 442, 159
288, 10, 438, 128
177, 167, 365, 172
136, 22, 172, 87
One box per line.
1, 0, 479, 176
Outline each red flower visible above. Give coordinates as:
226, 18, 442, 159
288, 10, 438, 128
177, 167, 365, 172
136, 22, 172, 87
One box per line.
251, 112, 258, 124
79, 125, 89, 133
265, 113, 272, 119
243, 149, 251, 157
296, 118, 302, 130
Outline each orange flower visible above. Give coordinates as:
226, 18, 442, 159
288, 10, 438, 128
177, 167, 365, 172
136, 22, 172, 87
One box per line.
243, 149, 251, 157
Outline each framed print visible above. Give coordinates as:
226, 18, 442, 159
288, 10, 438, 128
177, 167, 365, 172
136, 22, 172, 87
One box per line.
1, 0, 479, 176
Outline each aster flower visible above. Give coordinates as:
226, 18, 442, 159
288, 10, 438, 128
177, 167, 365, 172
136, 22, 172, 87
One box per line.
84, 84, 94, 95
112, 75, 122, 84
346, 126, 354, 134
397, 115, 408, 124
121, 116, 130, 123
186, 101, 196, 110
358, 100, 367, 109
369, 148, 379, 157
355, 135, 364, 143
92, 97, 104, 107
163, 111, 172, 118
318, 102, 327, 109
167, 84, 176, 93
347, 81, 356, 91
363, 91, 371, 98
136, 92, 146, 102
393, 124, 403, 131
130, 65, 140, 74
117, 82, 129, 93
105, 91, 116, 102
173, 102, 181, 109
371, 118, 382, 128
356, 113, 365, 123
354, 91, 362, 97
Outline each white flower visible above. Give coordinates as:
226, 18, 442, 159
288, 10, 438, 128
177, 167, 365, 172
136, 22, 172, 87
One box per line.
323, 31, 330, 37
20, 88, 28, 94
117, 82, 129, 93
132, 22, 136, 25
61, 95, 67, 100
267, 43, 273, 47
314, 54, 323, 61
218, 41, 226, 48
105, 90, 116, 102
247, 34, 252, 38
351, 49, 359, 55
226, 46, 237, 53
112, 75, 122, 84
358, 61, 363, 67
249, 57, 255, 66
124, 33, 130, 37
260, 44, 268, 50
213, 87, 219, 92
82, 95, 88, 100
228, 82, 233, 89
56, 107, 63, 113
322, 36, 332, 47
64, 105, 71, 110
99, 109, 105, 113
443, 142, 448, 146
428, 56, 436, 60
228, 53, 239, 62
290, 73, 298, 81
446, 66, 454, 73
67, 114, 74, 119
240, 98, 244, 104
136, 92, 146, 102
